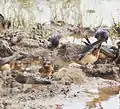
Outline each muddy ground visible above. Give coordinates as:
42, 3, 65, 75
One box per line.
0, 25, 120, 109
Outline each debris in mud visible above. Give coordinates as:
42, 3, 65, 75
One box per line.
54, 62, 87, 85
82, 64, 120, 81
0, 40, 13, 57
12, 73, 52, 85
86, 79, 120, 108
0, 17, 120, 109
58, 43, 81, 61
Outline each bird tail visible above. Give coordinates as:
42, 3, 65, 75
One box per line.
85, 35, 91, 44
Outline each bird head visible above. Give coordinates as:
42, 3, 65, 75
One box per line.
95, 29, 109, 43
48, 34, 62, 42
43, 60, 52, 69
2, 20, 11, 29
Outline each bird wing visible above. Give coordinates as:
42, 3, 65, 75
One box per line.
80, 54, 98, 65
79, 39, 103, 60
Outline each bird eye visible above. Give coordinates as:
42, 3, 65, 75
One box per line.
47, 63, 51, 65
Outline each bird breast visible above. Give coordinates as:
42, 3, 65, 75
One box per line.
80, 54, 98, 65
0, 64, 11, 71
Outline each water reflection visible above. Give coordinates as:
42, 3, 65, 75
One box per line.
61, 94, 119, 109
81, 0, 120, 27
60, 85, 120, 109
86, 95, 119, 109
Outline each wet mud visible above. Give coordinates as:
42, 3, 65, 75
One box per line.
0, 25, 119, 109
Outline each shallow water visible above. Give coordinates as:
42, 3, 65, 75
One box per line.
81, 0, 120, 27
35, 0, 120, 27
62, 94, 120, 109
0, 0, 120, 27
62, 36, 120, 47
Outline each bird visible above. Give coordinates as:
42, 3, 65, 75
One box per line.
0, 52, 19, 66
79, 31, 109, 66
0, 53, 18, 71
79, 38, 106, 59
83, 29, 109, 45
79, 44, 101, 66
94, 29, 109, 42
82, 29, 110, 62
2, 20, 11, 29
48, 33, 61, 49
0, 13, 11, 32
39, 59, 54, 79
0, 63, 11, 71
98, 46, 116, 62
0, 52, 27, 71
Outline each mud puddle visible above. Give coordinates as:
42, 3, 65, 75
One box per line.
55, 92, 120, 109
61, 94, 119, 109
86, 92, 120, 109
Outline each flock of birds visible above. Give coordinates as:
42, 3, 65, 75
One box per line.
49, 29, 109, 64
0, 13, 119, 84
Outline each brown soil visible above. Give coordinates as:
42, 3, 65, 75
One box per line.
0, 28, 119, 109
